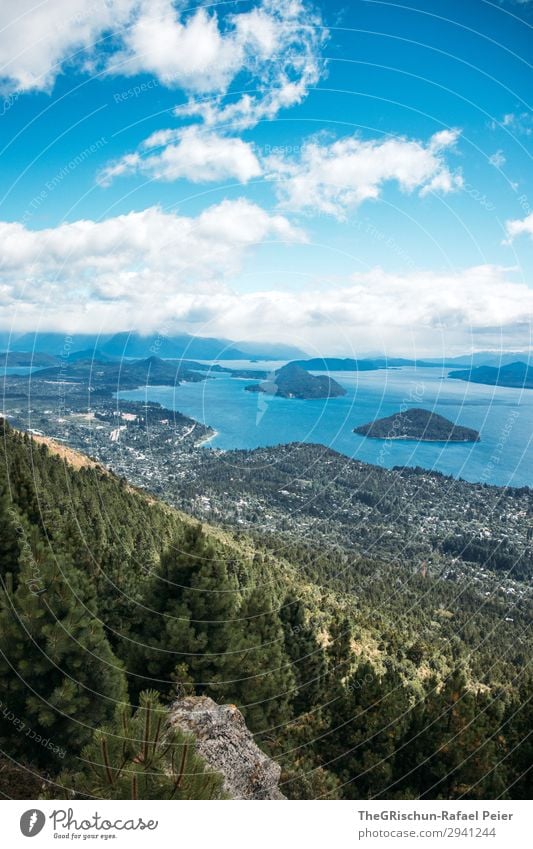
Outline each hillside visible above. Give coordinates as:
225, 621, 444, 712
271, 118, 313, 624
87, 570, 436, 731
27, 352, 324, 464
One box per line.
354, 408, 480, 442
0, 420, 531, 801
448, 361, 533, 389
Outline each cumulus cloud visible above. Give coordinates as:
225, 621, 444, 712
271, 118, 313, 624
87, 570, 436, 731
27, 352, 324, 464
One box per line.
0, 0, 136, 93
97, 126, 262, 186
174, 0, 327, 130
0, 0, 326, 122
2, 214, 531, 354
267, 130, 463, 217
504, 213, 533, 242
0, 200, 306, 331
176, 265, 533, 355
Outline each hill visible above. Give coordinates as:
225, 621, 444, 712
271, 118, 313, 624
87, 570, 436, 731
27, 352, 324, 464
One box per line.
354, 408, 480, 442
245, 363, 347, 399
448, 361, 533, 389
289, 357, 441, 370
0, 351, 59, 367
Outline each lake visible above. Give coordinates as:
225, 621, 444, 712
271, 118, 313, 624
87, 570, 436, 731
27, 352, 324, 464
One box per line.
117, 365, 532, 488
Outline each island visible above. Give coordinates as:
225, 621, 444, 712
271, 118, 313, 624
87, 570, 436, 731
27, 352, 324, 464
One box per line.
354, 408, 480, 442
448, 361, 533, 390
245, 363, 347, 399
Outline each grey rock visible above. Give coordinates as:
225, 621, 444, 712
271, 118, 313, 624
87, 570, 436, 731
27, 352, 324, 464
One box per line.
169, 696, 286, 800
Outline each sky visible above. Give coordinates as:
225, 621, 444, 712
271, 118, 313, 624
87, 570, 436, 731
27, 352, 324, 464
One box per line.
0, 0, 532, 356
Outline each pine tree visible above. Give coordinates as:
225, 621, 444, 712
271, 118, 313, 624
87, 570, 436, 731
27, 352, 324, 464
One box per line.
0, 466, 22, 580
406, 668, 509, 799
53, 690, 226, 799
322, 660, 413, 799
128, 526, 243, 702
233, 586, 295, 734
280, 595, 327, 715
0, 537, 128, 766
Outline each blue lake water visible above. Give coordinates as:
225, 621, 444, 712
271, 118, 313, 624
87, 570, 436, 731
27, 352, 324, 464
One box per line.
117, 365, 532, 488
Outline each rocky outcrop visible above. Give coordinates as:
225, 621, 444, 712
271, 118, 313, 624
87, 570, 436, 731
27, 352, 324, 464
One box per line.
169, 696, 286, 800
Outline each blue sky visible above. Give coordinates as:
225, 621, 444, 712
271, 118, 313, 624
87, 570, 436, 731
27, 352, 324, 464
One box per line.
0, 0, 532, 355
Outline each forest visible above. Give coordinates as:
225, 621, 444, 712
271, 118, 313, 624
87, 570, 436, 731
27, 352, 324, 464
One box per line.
0, 419, 531, 800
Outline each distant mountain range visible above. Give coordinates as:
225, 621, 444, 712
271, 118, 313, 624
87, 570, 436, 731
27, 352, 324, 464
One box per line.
291, 352, 533, 371
448, 362, 533, 390
3, 331, 307, 362
290, 357, 439, 370
1, 332, 530, 370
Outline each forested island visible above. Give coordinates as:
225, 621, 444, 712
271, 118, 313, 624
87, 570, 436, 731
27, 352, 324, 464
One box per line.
354, 408, 480, 442
245, 363, 347, 399
448, 361, 533, 389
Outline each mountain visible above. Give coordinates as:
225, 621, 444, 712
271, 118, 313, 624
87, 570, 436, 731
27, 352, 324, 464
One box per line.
7, 332, 111, 355
290, 357, 385, 371
101, 332, 308, 361
3, 330, 307, 362
0, 351, 59, 367
354, 408, 480, 442
0, 420, 530, 800
245, 363, 347, 399
234, 340, 308, 360
68, 348, 115, 363
448, 361, 533, 389
33, 355, 208, 387
100, 331, 247, 360
290, 357, 448, 370
437, 351, 532, 368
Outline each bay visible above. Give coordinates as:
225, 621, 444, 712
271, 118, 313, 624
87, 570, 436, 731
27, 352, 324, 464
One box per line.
117, 365, 532, 488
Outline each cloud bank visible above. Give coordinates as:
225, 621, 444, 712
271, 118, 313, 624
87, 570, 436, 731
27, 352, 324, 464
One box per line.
1, 205, 530, 354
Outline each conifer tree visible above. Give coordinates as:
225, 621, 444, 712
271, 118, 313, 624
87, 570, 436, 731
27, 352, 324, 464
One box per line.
280, 595, 327, 715
0, 537, 128, 766
233, 586, 295, 733
128, 526, 243, 702
54, 690, 226, 799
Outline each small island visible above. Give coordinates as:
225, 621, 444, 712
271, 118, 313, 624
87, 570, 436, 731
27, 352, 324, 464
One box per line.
354, 408, 480, 442
245, 363, 347, 400
448, 361, 533, 390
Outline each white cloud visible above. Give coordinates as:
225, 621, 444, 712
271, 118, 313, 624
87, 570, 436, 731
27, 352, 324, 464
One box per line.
504, 213, 533, 242
0, 200, 306, 331
97, 126, 262, 186
177, 265, 533, 355
490, 112, 533, 136
3, 224, 531, 355
108, 1, 244, 93
488, 150, 506, 168
0, 0, 137, 93
0, 0, 327, 122
267, 130, 463, 217
174, 0, 327, 130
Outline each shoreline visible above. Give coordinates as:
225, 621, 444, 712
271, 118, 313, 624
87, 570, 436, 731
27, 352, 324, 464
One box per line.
196, 428, 219, 447
354, 433, 479, 444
